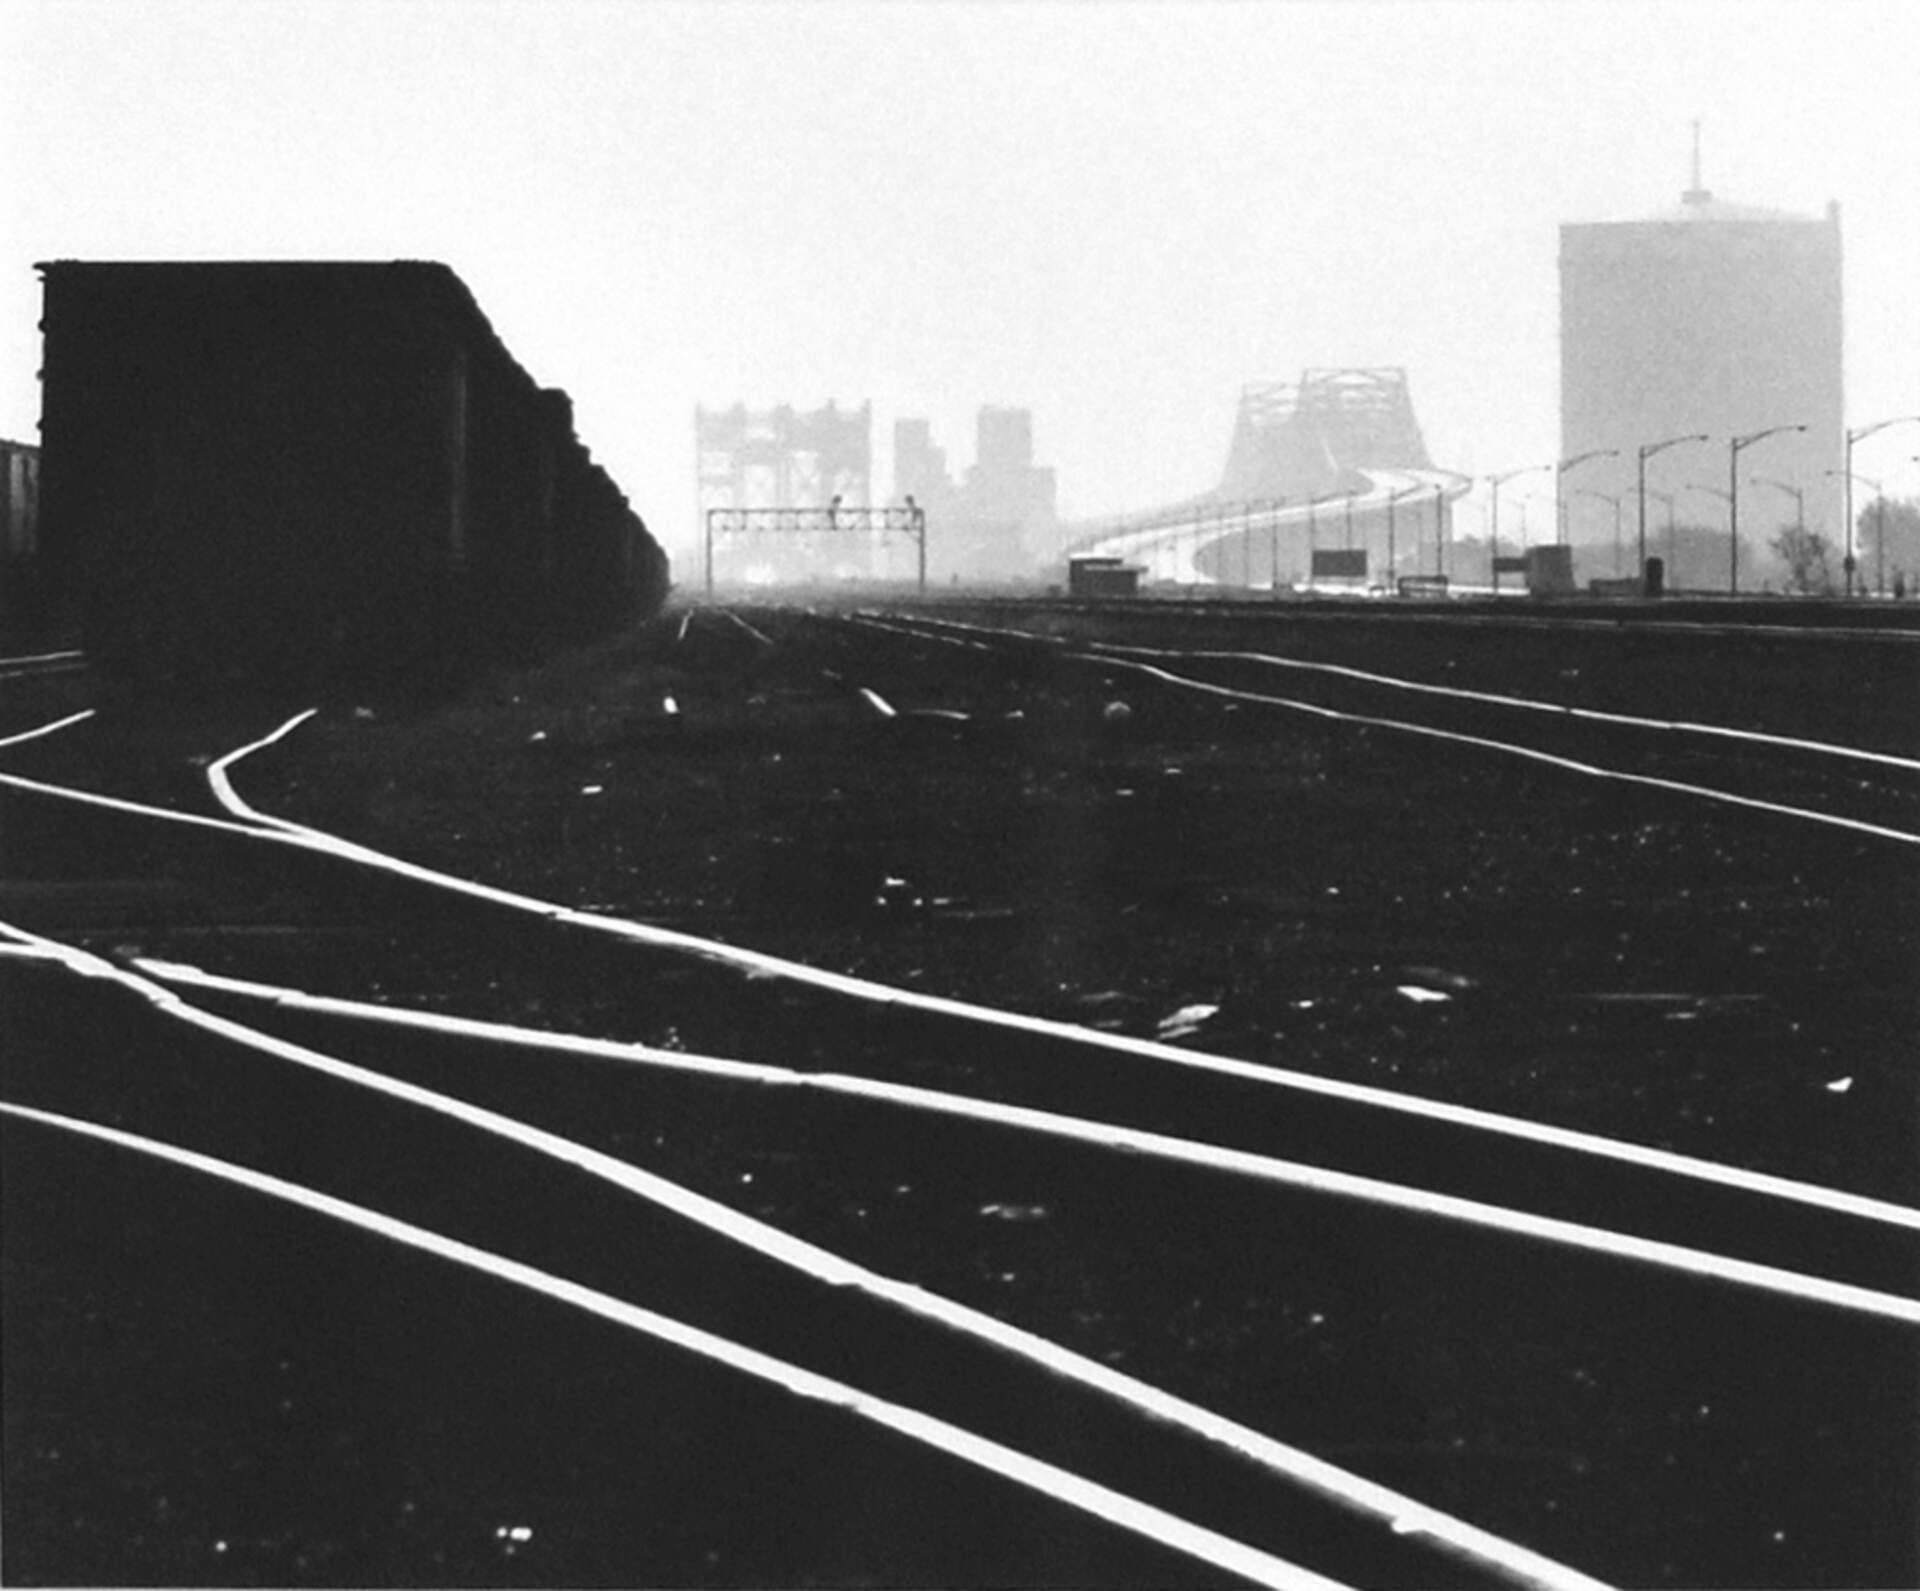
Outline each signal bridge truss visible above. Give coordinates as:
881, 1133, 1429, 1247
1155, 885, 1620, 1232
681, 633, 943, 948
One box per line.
704, 503, 929, 595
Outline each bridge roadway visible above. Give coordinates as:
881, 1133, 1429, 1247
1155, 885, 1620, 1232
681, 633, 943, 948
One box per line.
1070, 468, 1474, 588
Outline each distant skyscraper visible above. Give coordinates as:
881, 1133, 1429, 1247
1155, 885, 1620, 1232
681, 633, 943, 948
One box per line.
1559, 149, 1843, 582
893, 406, 1057, 582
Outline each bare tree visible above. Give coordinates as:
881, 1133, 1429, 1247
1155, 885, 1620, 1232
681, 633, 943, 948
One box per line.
1770, 523, 1836, 595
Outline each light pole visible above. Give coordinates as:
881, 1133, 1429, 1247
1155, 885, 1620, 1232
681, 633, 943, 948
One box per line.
1637, 433, 1709, 585
1826, 470, 1885, 596
1575, 489, 1625, 577
1306, 491, 1342, 588
1750, 475, 1809, 593
1842, 416, 1920, 597
1728, 424, 1806, 594
1386, 484, 1423, 590
1556, 449, 1618, 544
1646, 490, 1680, 584
1749, 475, 1805, 536
1682, 484, 1732, 589
1487, 465, 1550, 589
1262, 498, 1291, 593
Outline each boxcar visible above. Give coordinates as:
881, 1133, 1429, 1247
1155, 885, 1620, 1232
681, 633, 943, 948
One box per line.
34, 260, 668, 685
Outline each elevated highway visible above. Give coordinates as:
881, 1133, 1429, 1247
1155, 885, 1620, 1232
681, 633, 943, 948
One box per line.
1060, 370, 1474, 591
1071, 466, 1474, 590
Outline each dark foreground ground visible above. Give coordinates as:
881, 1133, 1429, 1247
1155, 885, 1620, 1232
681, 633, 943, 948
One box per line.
4, 594, 1918, 1589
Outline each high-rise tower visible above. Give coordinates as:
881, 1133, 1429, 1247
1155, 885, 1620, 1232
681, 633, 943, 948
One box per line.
1559, 137, 1843, 584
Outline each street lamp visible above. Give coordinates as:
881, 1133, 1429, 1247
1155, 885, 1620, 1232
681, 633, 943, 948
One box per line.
1575, 488, 1625, 577
1842, 417, 1920, 597
1556, 449, 1619, 544
1751, 475, 1809, 594
1637, 433, 1710, 585
1728, 424, 1806, 594
1306, 490, 1344, 588
1646, 489, 1681, 584
1258, 498, 1291, 593
1749, 475, 1805, 536
1682, 484, 1733, 590
1386, 483, 1424, 589
1826, 469, 1885, 595
1487, 465, 1551, 589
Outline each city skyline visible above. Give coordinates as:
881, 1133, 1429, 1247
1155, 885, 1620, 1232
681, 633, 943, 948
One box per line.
4, 0, 1917, 564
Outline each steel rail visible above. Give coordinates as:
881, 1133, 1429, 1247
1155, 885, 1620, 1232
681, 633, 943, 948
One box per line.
0, 930, 1609, 1591
0, 1098, 1347, 1591
190, 715, 1920, 1235
1091, 654, 1920, 848
7, 719, 1914, 1245
908, 594, 1920, 645
845, 614, 1920, 848
0, 707, 95, 748
886, 613, 1920, 774
0, 647, 86, 676
124, 955, 1920, 1320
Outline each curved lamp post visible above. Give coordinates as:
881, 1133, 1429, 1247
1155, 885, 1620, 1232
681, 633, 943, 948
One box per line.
1306, 490, 1345, 587
1842, 417, 1920, 597
1646, 489, 1680, 582
1259, 497, 1291, 592
1751, 475, 1810, 593
1826, 469, 1885, 595
1574, 488, 1625, 577
1385, 483, 1424, 589
1749, 475, 1805, 536
1637, 433, 1710, 585
1487, 465, 1550, 589
1683, 484, 1733, 590
1728, 424, 1806, 593
1556, 449, 1618, 544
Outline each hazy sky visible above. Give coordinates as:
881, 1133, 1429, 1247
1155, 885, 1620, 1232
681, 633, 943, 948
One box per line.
5, 0, 1917, 560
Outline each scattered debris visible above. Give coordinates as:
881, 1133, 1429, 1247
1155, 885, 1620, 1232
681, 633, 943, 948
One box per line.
1402, 965, 1477, 991
1157, 1002, 1219, 1039
978, 1203, 1050, 1223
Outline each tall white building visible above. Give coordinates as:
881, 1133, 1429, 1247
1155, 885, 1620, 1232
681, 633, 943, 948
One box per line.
1559, 160, 1844, 587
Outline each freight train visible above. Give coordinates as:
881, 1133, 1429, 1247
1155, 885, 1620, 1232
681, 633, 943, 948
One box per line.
0, 435, 42, 639
32, 260, 669, 686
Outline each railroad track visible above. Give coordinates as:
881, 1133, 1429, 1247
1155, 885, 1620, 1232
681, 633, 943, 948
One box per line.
837, 611, 1920, 846
4, 686, 1918, 1587
0, 647, 85, 681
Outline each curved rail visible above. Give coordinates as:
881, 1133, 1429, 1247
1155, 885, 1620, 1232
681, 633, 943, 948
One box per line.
8, 710, 1915, 1247
128, 957, 1920, 1324
0, 1098, 1340, 1591
0, 647, 85, 679
0, 930, 1609, 1591
0, 707, 95, 749
185, 713, 1920, 1238
849, 613, 1920, 848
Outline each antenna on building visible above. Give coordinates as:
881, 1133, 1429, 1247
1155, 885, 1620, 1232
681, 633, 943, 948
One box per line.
1683, 118, 1712, 207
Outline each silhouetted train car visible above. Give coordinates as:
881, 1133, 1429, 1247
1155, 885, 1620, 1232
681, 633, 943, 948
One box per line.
0, 436, 43, 637
34, 260, 668, 685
